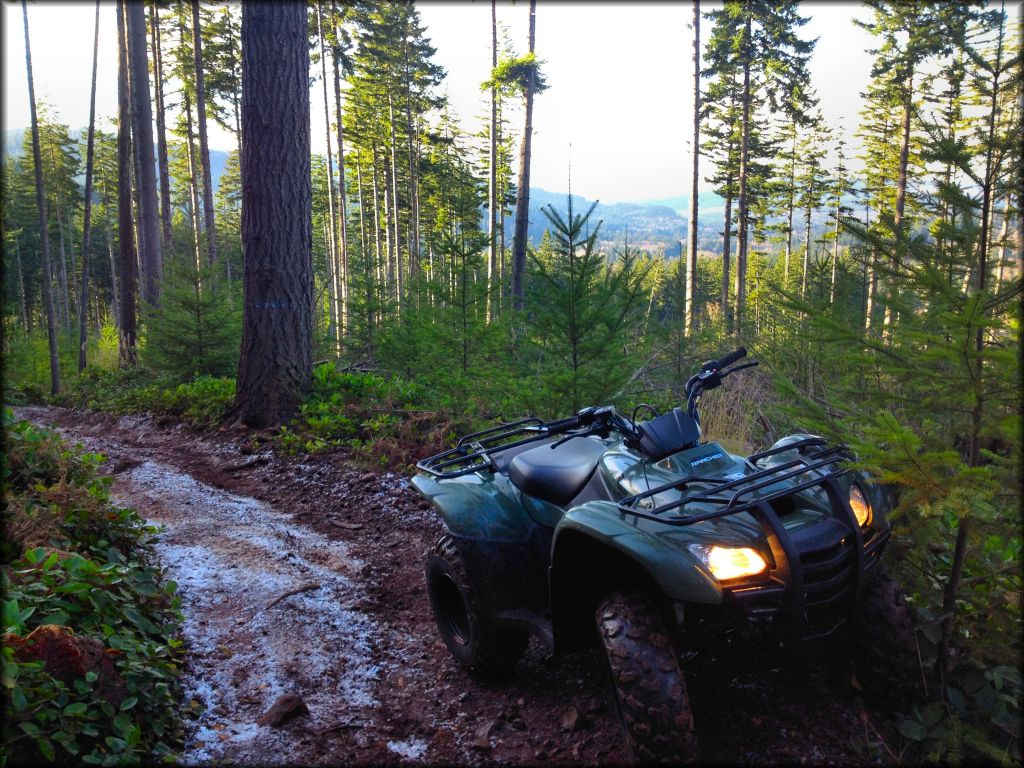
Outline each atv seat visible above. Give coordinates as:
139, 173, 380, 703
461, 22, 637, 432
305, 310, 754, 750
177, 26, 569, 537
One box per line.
508, 437, 606, 506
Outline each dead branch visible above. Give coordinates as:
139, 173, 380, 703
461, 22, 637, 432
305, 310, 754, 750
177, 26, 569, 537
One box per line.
264, 582, 319, 610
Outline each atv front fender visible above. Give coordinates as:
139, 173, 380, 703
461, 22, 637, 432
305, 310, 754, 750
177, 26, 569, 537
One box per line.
411, 473, 531, 541
552, 501, 723, 605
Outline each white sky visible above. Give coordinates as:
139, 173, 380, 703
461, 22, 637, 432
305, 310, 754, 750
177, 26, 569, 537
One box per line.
3, 1, 891, 202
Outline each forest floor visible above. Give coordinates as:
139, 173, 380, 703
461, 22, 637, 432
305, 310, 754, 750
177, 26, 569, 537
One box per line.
12, 405, 904, 766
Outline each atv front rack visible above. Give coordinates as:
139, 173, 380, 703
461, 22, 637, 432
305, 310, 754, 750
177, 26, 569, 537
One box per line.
617, 437, 850, 525
417, 417, 549, 478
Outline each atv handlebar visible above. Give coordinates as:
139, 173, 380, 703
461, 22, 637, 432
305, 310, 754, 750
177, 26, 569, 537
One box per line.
686, 348, 758, 424
702, 346, 746, 372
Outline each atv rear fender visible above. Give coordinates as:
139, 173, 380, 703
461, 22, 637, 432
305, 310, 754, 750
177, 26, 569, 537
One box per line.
549, 501, 722, 654
411, 473, 531, 540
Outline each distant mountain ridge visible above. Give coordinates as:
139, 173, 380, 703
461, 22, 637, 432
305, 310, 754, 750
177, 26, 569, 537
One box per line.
11, 126, 847, 253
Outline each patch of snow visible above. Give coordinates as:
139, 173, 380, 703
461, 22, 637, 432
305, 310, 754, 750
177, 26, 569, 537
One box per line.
388, 736, 429, 760
107, 459, 385, 766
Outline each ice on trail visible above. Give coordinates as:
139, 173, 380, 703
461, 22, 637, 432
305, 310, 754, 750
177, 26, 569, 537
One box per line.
118, 460, 381, 765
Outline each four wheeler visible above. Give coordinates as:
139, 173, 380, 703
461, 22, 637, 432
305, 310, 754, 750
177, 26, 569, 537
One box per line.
413, 348, 909, 763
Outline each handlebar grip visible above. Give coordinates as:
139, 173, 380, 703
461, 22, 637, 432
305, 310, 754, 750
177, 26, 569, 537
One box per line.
716, 347, 747, 369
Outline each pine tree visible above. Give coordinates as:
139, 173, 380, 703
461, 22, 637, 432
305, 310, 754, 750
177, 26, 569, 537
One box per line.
523, 199, 651, 414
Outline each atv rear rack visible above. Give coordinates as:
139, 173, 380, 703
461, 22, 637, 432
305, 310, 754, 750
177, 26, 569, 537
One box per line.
417, 417, 550, 478
617, 437, 851, 525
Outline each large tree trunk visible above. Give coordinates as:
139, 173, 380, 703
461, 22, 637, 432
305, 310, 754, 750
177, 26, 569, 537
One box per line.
192, 0, 218, 266
117, 0, 137, 364
235, 1, 313, 428
150, 0, 173, 259
511, 0, 537, 310
126, 0, 161, 306
685, 0, 700, 337
78, 0, 101, 373
22, 0, 60, 394
734, 13, 752, 336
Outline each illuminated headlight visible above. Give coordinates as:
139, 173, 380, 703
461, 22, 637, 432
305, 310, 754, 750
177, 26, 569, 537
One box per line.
849, 483, 873, 528
692, 545, 769, 581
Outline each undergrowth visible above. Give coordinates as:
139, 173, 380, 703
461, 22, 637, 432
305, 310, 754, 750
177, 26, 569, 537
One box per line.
1, 410, 183, 765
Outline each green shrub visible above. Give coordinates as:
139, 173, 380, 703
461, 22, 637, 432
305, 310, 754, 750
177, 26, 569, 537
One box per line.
2, 412, 183, 765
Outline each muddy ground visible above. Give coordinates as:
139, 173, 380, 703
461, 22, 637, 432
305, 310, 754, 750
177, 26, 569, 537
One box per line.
12, 406, 904, 766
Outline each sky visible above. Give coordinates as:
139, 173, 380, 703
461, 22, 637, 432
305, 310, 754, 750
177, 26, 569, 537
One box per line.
2, 1, 883, 204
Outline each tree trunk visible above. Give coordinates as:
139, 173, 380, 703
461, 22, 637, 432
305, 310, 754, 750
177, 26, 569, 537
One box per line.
486, 0, 498, 322
78, 0, 101, 373
106, 224, 119, 328
685, 0, 700, 337
721, 184, 733, 323
734, 13, 752, 336
802, 194, 812, 300
511, 0, 537, 310
235, 1, 313, 428
22, 0, 61, 394
151, 0, 173, 259
177, 12, 203, 275
316, 0, 340, 352
388, 95, 403, 310
785, 125, 797, 282
331, 0, 349, 339
830, 178, 842, 306
117, 0, 137, 364
192, 0, 218, 266
126, 0, 161, 306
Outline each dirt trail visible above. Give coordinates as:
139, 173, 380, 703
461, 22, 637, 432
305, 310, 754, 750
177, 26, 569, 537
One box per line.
11, 406, 899, 765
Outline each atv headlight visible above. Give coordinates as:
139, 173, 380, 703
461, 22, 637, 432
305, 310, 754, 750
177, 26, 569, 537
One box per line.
693, 545, 768, 581
849, 483, 873, 528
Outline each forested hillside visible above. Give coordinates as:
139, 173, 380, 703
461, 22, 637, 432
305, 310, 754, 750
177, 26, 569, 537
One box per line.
2, 0, 1020, 765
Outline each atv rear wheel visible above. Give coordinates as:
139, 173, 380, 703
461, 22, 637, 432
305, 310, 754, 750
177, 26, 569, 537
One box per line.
854, 565, 923, 707
425, 532, 528, 679
596, 591, 698, 764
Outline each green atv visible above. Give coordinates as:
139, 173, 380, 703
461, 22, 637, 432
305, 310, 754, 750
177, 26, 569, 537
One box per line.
413, 348, 916, 763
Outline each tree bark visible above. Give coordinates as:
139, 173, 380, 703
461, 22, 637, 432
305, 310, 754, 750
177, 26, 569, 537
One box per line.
116, 0, 137, 364
235, 0, 313, 428
192, 0, 219, 266
22, 0, 61, 394
685, 0, 700, 337
126, 0, 161, 306
150, 0, 173, 259
78, 0, 101, 373
511, 0, 537, 310
486, 0, 498, 322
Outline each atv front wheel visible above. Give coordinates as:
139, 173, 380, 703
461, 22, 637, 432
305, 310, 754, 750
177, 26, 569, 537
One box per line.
596, 591, 698, 764
425, 532, 528, 679
854, 565, 923, 707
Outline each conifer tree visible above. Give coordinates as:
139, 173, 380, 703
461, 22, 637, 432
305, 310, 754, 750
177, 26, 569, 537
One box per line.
524, 199, 651, 414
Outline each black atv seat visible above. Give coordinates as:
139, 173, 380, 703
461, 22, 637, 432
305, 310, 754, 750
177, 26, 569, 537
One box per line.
508, 437, 606, 506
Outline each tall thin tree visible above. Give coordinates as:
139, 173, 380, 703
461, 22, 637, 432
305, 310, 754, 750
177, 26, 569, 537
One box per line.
78, 0, 101, 373
511, 0, 537, 310
22, 0, 60, 394
486, 0, 499, 322
685, 0, 700, 336
192, 0, 218, 265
